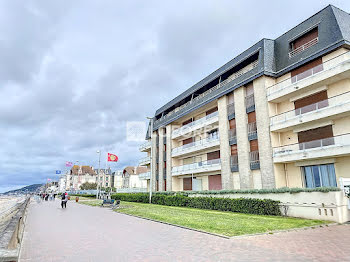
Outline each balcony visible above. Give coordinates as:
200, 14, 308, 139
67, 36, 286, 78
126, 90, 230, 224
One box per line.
172, 111, 219, 139
248, 122, 257, 141
153, 60, 259, 130
139, 140, 151, 152
270, 91, 350, 132
246, 94, 255, 113
230, 155, 239, 172
228, 128, 237, 145
273, 133, 350, 163
227, 102, 235, 120
172, 159, 221, 176
267, 51, 350, 102
172, 135, 220, 157
288, 37, 318, 58
139, 172, 151, 180
249, 151, 260, 170
139, 156, 151, 166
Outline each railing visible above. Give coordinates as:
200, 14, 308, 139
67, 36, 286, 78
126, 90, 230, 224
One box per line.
139, 140, 151, 151
249, 151, 260, 169
245, 94, 255, 110
172, 111, 218, 136
139, 172, 151, 180
117, 188, 148, 193
172, 158, 221, 174
230, 155, 239, 171
289, 37, 318, 58
228, 128, 237, 144
267, 51, 350, 97
227, 102, 235, 116
248, 122, 257, 138
139, 156, 151, 165
273, 133, 350, 156
172, 135, 220, 154
291, 64, 324, 83
270, 91, 350, 126
154, 60, 259, 127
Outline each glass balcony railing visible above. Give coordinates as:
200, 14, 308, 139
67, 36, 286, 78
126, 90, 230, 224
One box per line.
172, 159, 221, 174
227, 102, 235, 116
267, 51, 350, 98
273, 133, 350, 157
172, 111, 218, 137
230, 155, 238, 172
249, 151, 260, 170
172, 135, 220, 155
139, 156, 151, 165
288, 37, 318, 58
248, 122, 257, 140
270, 91, 350, 126
245, 94, 255, 111
139, 172, 151, 180
228, 128, 236, 144
139, 141, 151, 151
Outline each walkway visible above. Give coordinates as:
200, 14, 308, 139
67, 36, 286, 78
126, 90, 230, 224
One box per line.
20, 200, 350, 262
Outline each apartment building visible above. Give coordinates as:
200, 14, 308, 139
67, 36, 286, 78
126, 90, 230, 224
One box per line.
139, 5, 350, 192
67, 165, 97, 190
96, 168, 112, 188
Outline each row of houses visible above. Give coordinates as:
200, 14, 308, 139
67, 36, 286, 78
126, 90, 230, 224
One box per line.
58, 165, 149, 192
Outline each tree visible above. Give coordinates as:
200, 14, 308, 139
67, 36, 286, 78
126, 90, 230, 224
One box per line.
80, 182, 97, 190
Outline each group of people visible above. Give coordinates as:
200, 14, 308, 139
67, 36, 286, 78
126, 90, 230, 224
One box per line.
39, 193, 57, 201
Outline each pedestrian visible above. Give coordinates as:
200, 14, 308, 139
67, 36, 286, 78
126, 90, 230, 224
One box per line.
61, 192, 68, 208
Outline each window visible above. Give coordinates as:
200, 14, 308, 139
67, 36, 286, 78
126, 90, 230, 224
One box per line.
289, 27, 319, 58
298, 125, 334, 149
303, 164, 337, 188
207, 129, 218, 139
105, 183, 108, 187
294, 90, 328, 115
206, 107, 218, 116
291, 58, 323, 83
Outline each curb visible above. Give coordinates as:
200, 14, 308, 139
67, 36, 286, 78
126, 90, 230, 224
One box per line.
113, 210, 230, 239
229, 222, 340, 239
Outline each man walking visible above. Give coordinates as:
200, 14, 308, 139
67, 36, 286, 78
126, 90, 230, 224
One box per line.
61, 192, 68, 208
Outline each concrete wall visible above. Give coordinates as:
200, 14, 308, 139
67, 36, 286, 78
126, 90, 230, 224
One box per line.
191, 191, 350, 223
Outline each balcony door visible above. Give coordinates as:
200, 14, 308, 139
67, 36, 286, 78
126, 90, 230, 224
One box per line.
183, 177, 192, 191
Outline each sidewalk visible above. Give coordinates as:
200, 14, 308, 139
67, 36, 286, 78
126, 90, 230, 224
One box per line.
20, 200, 350, 262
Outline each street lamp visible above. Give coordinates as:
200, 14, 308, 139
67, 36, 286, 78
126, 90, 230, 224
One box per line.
146, 117, 154, 204
96, 150, 101, 199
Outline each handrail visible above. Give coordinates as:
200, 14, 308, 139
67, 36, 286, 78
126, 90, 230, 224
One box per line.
139, 141, 151, 150
172, 111, 218, 136
172, 158, 221, 173
172, 135, 219, 154
267, 51, 350, 96
270, 91, 350, 125
289, 37, 318, 58
273, 133, 350, 156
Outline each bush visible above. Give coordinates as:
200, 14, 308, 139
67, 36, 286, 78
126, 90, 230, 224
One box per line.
69, 194, 96, 198
111, 193, 281, 216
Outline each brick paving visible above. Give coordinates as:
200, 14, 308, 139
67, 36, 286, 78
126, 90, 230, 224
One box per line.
20, 200, 350, 262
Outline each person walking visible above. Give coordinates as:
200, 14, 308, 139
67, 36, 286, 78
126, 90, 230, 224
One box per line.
61, 192, 68, 208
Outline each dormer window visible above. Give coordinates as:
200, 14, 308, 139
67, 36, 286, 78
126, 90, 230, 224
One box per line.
289, 27, 319, 58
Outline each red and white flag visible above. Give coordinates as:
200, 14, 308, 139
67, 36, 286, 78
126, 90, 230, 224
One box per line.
107, 153, 118, 162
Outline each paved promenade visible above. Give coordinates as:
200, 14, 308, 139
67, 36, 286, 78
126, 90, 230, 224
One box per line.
20, 200, 350, 262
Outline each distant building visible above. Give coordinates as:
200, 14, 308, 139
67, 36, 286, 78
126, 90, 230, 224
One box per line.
122, 166, 148, 189
112, 170, 123, 189
95, 168, 112, 188
68, 165, 97, 190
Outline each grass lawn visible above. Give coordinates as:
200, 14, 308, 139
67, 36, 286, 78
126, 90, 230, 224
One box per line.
76, 199, 102, 206
113, 201, 330, 237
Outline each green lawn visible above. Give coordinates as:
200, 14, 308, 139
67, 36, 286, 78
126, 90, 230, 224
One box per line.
113, 201, 329, 237
76, 199, 102, 206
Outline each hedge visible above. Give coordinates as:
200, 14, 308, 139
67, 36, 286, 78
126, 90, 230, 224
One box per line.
68, 194, 96, 198
111, 193, 281, 216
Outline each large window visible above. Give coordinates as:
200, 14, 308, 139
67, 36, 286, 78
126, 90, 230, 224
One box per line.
303, 164, 337, 188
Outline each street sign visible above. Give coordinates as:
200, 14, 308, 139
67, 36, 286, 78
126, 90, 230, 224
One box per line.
56, 170, 62, 174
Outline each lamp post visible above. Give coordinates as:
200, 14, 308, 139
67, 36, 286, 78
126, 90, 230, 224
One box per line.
146, 117, 154, 204
96, 150, 101, 199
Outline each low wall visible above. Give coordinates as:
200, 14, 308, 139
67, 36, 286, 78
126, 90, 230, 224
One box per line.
0, 197, 30, 262
190, 191, 350, 223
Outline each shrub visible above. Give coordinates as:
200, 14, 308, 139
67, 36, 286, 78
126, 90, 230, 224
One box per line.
69, 194, 96, 198
111, 193, 281, 216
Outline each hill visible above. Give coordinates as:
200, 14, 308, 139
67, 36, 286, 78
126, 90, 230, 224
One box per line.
4, 184, 43, 194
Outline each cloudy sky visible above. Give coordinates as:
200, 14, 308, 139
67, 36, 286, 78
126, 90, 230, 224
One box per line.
1, 0, 349, 193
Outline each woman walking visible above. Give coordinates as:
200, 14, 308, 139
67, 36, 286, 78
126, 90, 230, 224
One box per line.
61, 192, 68, 208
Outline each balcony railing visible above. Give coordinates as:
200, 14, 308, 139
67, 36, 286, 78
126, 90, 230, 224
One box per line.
288, 37, 318, 58
154, 60, 259, 128
139, 156, 151, 165
230, 155, 238, 172
273, 133, 350, 157
228, 128, 237, 145
139, 140, 151, 151
248, 122, 257, 140
172, 135, 220, 155
245, 94, 255, 112
270, 91, 350, 127
139, 172, 151, 180
172, 158, 221, 175
227, 102, 235, 118
267, 51, 350, 98
172, 111, 218, 137
249, 151, 260, 170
